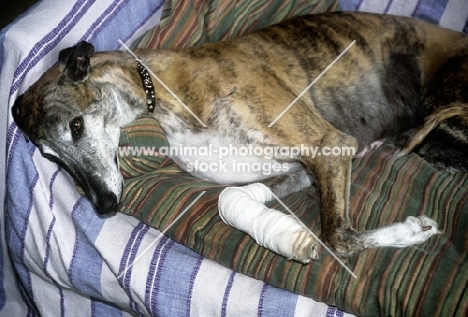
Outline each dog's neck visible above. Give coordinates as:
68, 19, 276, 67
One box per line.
89, 50, 206, 131
87, 52, 162, 127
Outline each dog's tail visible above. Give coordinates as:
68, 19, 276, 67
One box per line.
396, 103, 468, 156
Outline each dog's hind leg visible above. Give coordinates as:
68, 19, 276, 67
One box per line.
299, 132, 364, 256
302, 131, 441, 257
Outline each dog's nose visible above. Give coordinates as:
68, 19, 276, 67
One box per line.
96, 192, 118, 215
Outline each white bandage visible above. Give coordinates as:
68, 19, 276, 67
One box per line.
218, 183, 305, 259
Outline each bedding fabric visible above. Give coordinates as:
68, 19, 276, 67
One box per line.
1, 1, 165, 315
2, 0, 356, 317
3, 0, 468, 316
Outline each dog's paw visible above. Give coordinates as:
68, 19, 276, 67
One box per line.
291, 230, 319, 263
399, 216, 441, 246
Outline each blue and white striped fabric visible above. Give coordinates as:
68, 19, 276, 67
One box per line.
1, 1, 351, 316
3, 0, 468, 316
340, 0, 468, 32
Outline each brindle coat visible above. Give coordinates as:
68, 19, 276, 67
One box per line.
12, 12, 468, 260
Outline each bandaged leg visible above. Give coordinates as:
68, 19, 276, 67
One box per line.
218, 183, 318, 262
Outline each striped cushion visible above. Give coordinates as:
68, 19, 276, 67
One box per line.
119, 1, 468, 315
132, 0, 340, 49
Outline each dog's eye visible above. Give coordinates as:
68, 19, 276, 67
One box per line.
69, 117, 83, 136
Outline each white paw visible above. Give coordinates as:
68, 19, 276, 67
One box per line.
398, 216, 441, 247
290, 230, 319, 263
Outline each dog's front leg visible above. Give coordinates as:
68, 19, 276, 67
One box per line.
218, 182, 319, 263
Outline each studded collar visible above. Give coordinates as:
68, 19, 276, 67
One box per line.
136, 61, 156, 112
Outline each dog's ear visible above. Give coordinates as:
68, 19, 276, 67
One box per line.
12, 94, 30, 142
11, 90, 47, 143
58, 41, 95, 81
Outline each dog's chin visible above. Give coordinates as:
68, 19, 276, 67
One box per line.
94, 206, 118, 218
96, 209, 118, 218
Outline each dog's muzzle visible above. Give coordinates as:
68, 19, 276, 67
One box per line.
95, 191, 119, 215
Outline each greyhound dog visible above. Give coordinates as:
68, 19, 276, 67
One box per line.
12, 12, 468, 262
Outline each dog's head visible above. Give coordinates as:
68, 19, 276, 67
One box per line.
12, 41, 124, 215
